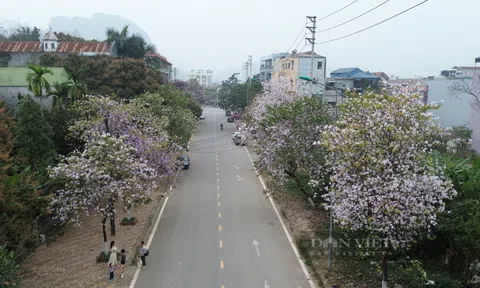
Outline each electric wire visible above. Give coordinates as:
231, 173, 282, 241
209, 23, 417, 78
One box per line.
317, 0, 360, 21
318, 0, 391, 33
318, 0, 429, 45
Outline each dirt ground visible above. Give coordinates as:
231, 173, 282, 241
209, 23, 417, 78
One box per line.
19, 188, 167, 288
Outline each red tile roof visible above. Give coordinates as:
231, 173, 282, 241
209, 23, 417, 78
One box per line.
57, 42, 112, 53
0, 41, 42, 53
0, 41, 112, 54
145, 51, 171, 65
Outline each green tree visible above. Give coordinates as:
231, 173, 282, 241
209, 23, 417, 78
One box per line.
8, 25, 41, 41
13, 96, 56, 172
0, 245, 21, 287
106, 26, 152, 59
64, 66, 87, 103
26, 64, 52, 102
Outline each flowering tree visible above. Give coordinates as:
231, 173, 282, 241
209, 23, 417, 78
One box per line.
254, 97, 332, 198
320, 91, 457, 287
244, 77, 305, 140
70, 96, 177, 178
49, 133, 157, 224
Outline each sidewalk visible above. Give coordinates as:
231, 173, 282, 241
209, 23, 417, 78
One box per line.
19, 187, 170, 288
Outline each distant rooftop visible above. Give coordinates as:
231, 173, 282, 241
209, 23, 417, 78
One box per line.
331, 67, 360, 74
295, 51, 325, 58
43, 28, 59, 41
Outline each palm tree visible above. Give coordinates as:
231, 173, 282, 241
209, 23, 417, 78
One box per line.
49, 82, 69, 109
106, 25, 129, 57
26, 64, 52, 103
64, 66, 87, 103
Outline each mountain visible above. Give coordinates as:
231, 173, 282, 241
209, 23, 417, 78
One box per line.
48, 13, 152, 43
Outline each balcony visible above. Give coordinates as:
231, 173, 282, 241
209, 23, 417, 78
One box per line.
260, 66, 273, 72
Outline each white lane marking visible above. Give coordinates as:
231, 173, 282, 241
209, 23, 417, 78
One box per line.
217, 179, 219, 182
244, 146, 316, 288
265, 280, 272, 288
234, 165, 240, 170
252, 238, 260, 256
217, 186, 220, 190
129, 197, 169, 288
216, 167, 219, 171
237, 174, 244, 181
217, 172, 219, 176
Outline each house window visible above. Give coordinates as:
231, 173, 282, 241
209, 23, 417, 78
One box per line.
287, 63, 290, 69
317, 61, 323, 69
44, 43, 47, 49
51, 43, 55, 49
291, 61, 294, 70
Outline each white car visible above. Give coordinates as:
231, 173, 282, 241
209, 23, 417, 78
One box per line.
199, 114, 205, 120
232, 132, 242, 140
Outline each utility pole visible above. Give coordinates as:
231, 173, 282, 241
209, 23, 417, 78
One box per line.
248, 55, 252, 84
306, 16, 317, 96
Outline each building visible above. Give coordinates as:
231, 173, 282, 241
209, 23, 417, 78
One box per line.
144, 51, 172, 82
259, 52, 289, 82
0, 67, 68, 109
373, 72, 390, 82
272, 51, 326, 96
0, 28, 117, 67
189, 69, 213, 87
471, 57, 480, 153
329, 67, 380, 93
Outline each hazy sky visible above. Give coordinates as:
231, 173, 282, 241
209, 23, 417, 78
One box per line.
1, 0, 479, 82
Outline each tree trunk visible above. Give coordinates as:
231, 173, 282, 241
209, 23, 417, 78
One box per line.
127, 208, 132, 220
102, 216, 108, 255
381, 252, 388, 288
109, 198, 116, 236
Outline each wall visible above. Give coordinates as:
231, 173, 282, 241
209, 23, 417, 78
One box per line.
8, 53, 41, 67
425, 79, 472, 127
471, 74, 480, 152
299, 57, 326, 95
0, 87, 53, 110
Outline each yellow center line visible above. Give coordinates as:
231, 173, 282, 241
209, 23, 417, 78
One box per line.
220, 240, 223, 248
220, 261, 224, 269
218, 202, 221, 207
219, 225, 222, 231
218, 212, 221, 218
221, 286, 225, 288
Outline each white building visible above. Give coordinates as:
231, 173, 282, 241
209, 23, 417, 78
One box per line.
189, 69, 213, 87
471, 57, 480, 153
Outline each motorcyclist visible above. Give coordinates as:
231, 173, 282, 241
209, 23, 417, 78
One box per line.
220, 123, 223, 130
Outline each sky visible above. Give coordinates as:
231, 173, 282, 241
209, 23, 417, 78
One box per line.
1, 0, 479, 82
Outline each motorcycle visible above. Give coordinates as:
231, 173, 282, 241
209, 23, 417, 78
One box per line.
220, 124, 224, 130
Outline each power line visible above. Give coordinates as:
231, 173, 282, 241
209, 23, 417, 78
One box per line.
318, 0, 391, 33
318, 0, 429, 45
285, 26, 306, 54
318, 0, 360, 21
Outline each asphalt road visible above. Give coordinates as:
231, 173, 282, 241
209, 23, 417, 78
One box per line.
133, 106, 313, 288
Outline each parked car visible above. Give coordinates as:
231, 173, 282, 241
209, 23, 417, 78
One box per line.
233, 133, 246, 146
177, 155, 190, 170
225, 110, 232, 116
200, 114, 205, 120
227, 116, 234, 122
232, 131, 242, 140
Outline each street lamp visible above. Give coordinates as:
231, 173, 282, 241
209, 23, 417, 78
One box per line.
216, 87, 221, 107
300, 75, 346, 272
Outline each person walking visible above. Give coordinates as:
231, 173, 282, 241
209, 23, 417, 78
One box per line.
119, 249, 127, 278
139, 241, 148, 269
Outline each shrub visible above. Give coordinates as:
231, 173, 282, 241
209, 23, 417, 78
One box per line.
121, 217, 137, 226
0, 245, 21, 287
